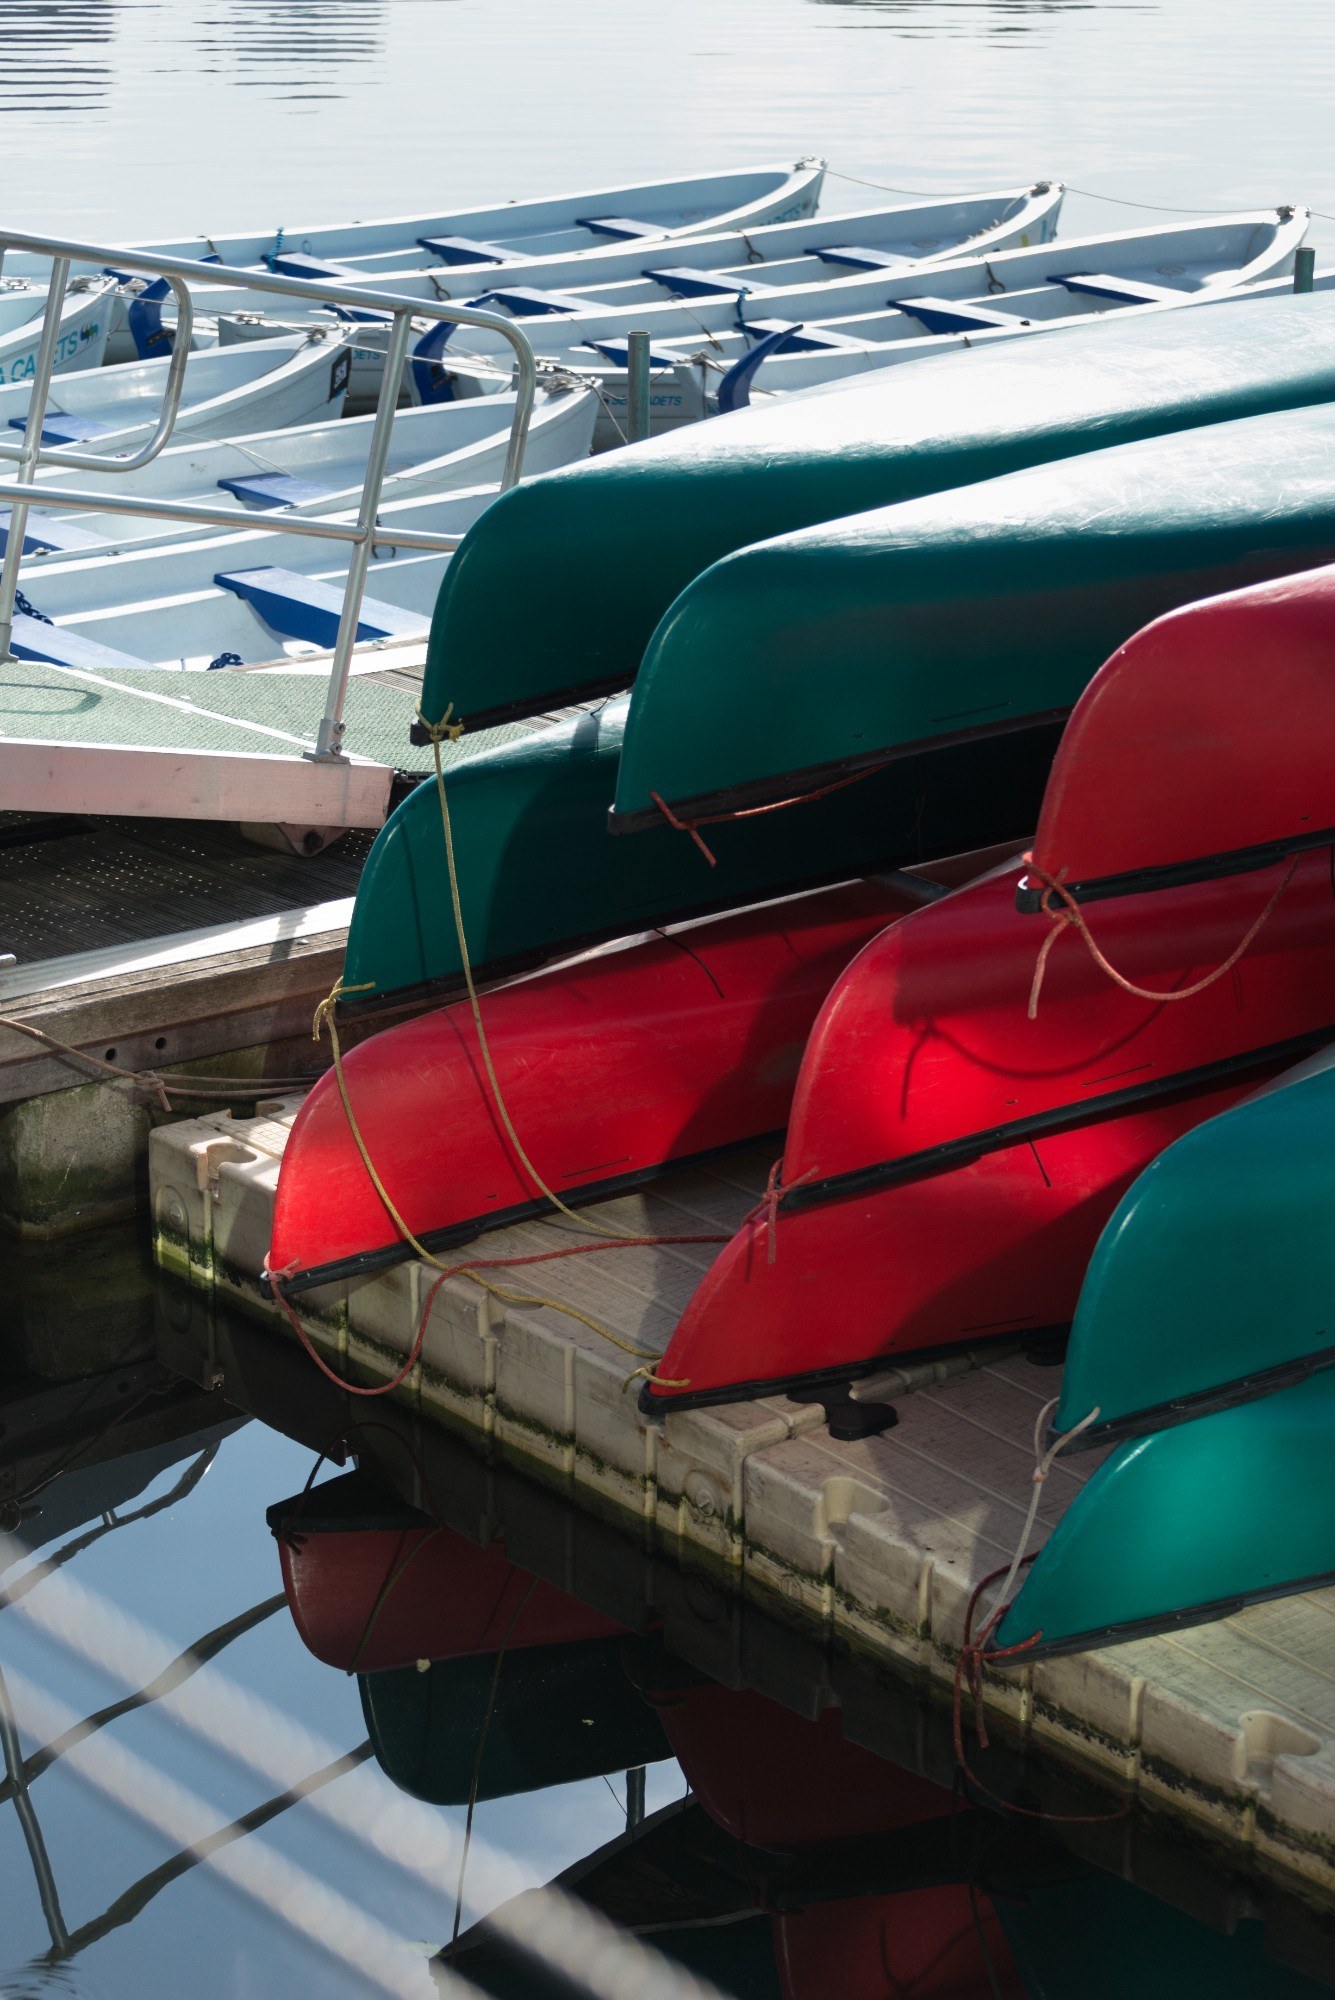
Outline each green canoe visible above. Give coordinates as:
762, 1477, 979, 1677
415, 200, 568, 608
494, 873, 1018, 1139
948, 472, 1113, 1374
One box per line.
991, 1368, 1335, 1658
361, 1634, 669, 1804
1054, 1046, 1335, 1453
417, 293, 1335, 735
612, 399, 1335, 828
341, 697, 1055, 1007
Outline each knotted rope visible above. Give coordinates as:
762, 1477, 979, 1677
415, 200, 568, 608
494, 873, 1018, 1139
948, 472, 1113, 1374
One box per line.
1024, 853, 1299, 1020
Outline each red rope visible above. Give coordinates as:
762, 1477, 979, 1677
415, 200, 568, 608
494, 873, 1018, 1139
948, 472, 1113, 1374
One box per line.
1024, 852, 1299, 1020
267, 1231, 728, 1400
649, 761, 883, 867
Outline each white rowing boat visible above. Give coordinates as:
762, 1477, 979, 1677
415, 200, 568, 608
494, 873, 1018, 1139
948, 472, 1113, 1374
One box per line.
181, 180, 1062, 339
3, 163, 827, 294
8, 481, 496, 670
0, 275, 118, 388
0, 332, 353, 459
8, 382, 595, 557
519, 207, 1310, 438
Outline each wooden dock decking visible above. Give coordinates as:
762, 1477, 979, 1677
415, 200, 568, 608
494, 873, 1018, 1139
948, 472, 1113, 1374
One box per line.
151, 1101, 1335, 1908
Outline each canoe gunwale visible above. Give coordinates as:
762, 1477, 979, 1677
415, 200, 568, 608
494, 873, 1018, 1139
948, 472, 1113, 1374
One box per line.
772, 1020, 1335, 1217
988, 1561, 1335, 1663
1046, 1339, 1335, 1456
412, 668, 627, 742
1016, 828, 1335, 912
638, 1323, 1059, 1417
263, 1124, 786, 1298
611, 707, 1072, 834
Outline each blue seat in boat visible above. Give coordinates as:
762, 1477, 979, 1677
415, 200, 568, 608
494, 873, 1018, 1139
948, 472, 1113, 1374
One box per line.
8, 413, 119, 447
1051, 272, 1181, 305
214, 566, 424, 646
809, 245, 914, 271
586, 336, 684, 367
888, 296, 1023, 334
577, 216, 663, 240
272, 251, 365, 281
217, 471, 343, 510
643, 267, 774, 301
480, 286, 596, 316
745, 318, 868, 351
418, 234, 514, 265
0, 509, 104, 557
8, 613, 148, 672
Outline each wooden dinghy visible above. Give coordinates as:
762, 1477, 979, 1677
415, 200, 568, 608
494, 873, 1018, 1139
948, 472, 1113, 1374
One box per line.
0, 274, 117, 387
1020, 563, 1335, 906
0, 331, 351, 459
13, 383, 595, 557
640, 847, 1335, 1416
338, 699, 1055, 1010
1051, 1046, 1335, 1452
612, 397, 1335, 832
412, 289, 1335, 736
269, 878, 939, 1295
197, 181, 1062, 333
266, 1468, 621, 1674
991, 1368, 1335, 1659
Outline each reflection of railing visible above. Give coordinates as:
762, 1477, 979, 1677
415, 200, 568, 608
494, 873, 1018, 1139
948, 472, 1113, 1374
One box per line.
0, 228, 539, 757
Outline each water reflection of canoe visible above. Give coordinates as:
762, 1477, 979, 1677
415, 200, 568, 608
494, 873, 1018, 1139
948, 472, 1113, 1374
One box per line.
266, 1467, 621, 1675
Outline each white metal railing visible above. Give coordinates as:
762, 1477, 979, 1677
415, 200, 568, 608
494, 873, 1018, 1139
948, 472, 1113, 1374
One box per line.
0, 228, 539, 758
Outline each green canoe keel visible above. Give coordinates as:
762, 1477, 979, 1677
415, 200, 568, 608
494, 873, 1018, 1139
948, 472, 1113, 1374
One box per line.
342, 697, 1058, 1009
612, 401, 1335, 827
992, 1368, 1335, 1660
1053, 1045, 1335, 1455
418, 296, 1335, 734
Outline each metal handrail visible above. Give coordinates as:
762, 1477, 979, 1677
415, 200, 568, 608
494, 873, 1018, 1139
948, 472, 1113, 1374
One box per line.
0, 226, 539, 758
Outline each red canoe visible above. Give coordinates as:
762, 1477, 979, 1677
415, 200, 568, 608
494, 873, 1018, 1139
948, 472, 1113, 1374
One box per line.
266, 1471, 620, 1673
642, 1676, 1024, 2000
643, 849, 1335, 1412
269, 874, 943, 1295
1021, 563, 1335, 910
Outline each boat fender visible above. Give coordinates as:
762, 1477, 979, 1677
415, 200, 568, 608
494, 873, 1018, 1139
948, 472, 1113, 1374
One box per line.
716, 321, 805, 413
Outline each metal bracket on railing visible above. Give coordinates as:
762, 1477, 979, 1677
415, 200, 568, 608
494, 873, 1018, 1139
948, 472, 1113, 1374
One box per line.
0, 224, 540, 757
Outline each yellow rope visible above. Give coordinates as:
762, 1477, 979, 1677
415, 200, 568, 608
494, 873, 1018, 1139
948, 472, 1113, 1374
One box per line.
296, 712, 689, 1384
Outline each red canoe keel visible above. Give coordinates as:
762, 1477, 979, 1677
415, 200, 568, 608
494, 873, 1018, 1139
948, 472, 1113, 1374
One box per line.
269, 875, 944, 1294
645, 849, 1335, 1411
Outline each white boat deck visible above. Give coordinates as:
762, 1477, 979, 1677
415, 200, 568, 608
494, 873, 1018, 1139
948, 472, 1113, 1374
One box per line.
151, 1105, 1335, 1904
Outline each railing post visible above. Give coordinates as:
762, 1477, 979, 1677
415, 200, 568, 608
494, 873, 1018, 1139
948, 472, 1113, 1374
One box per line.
625, 1765, 646, 1830
310, 309, 414, 762
1294, 245, 1316, 294
626, 330, 651, 444
0, 256, 70, 663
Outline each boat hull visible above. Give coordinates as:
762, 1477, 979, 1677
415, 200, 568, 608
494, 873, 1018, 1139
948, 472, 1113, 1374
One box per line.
992, 1369, 1335, 1657
613, 397, 1335, 828
1052, 1045, 1335, 1451
1023, 562, 1335, 905
417, 286, 1335, 736
340, 696, 1058, 1009
269, 879, 919, 1294
644, 850, 1335, 1411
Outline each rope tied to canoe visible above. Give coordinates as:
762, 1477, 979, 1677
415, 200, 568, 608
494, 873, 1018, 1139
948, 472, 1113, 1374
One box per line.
648, 762, 882, 868
743, 1156, 817, 1264
280, 707, 728, 1390
951, 1397, 1128, 1825
1023, 853, 1299, 1021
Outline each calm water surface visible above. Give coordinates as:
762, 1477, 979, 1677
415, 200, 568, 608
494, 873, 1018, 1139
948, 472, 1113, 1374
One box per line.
6, 2, 1335, 1992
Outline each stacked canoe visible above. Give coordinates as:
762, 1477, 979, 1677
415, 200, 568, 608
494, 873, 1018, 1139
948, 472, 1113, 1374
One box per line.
268, 241, 1335, 1661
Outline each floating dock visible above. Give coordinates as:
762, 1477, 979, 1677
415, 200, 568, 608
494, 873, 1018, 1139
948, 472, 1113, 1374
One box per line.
151, 1102, 1335, 1907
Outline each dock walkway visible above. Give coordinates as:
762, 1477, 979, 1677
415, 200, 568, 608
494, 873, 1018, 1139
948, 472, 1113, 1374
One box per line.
152, 1102, 1335, 1906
